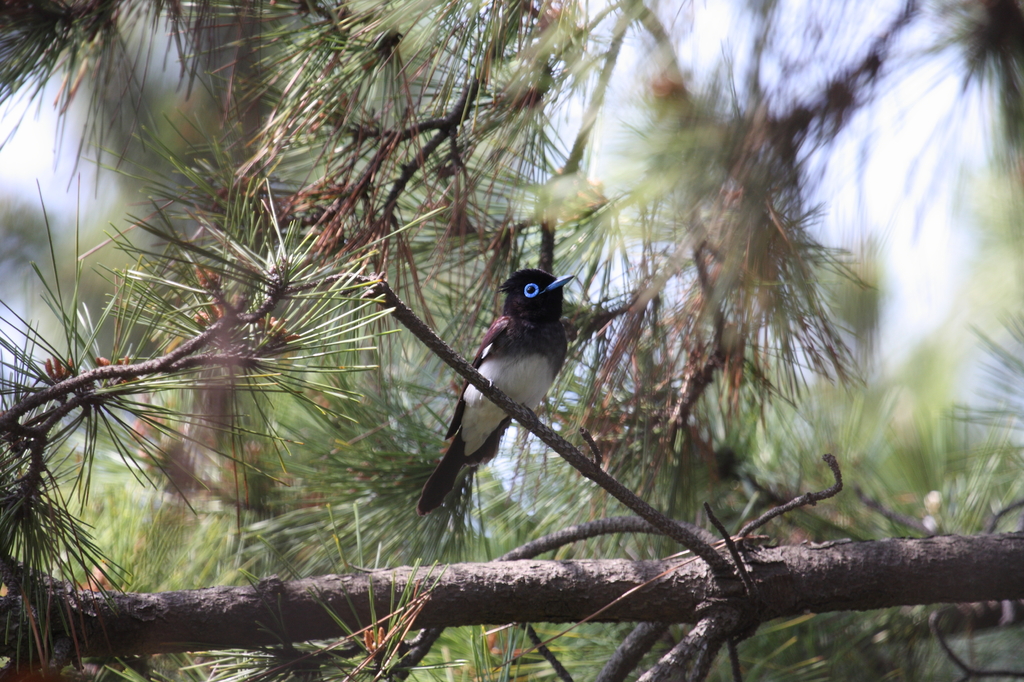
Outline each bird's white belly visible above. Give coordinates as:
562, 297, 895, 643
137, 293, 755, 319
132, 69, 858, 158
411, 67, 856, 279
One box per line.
460, 354, 555, 454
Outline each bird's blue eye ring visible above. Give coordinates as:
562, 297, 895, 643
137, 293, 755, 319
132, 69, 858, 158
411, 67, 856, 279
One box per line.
524, 283, 540, 298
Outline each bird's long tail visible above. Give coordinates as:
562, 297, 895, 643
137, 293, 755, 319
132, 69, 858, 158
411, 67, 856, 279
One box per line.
416, 437, 467, 515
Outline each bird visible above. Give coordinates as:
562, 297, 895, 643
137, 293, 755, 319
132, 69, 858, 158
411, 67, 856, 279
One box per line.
416, 268, 573, 515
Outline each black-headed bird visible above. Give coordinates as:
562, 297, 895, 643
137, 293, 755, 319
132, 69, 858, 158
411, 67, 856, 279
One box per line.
416, 269, 573, 515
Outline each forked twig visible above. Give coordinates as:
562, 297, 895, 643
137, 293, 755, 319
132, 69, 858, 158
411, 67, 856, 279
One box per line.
738, 454, 842, 538
636, 609, 740, 682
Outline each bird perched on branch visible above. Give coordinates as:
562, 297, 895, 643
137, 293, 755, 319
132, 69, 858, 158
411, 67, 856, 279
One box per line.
417, 269, 573, 515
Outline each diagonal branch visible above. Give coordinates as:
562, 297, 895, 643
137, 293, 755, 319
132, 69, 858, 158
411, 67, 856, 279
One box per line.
855, 485, 932, 536
313, 81, 481, 253
562, 7, 632, 176
360, 277, 732, 575
986, 497, 1024, 534
636, 609, 740, 682
524, 623, 574, 682
703, 503, 755, 598
0, 273, 290, 434
596, 621, 670, 682
0, 269, 370, 510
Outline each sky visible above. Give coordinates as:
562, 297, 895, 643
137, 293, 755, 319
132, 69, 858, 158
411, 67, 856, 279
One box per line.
594, 1, 990, 366
0, 0, 996, 371
686, 1, 992, 368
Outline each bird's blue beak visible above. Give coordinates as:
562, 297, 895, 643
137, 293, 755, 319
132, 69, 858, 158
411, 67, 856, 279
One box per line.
544, 275, 574, 292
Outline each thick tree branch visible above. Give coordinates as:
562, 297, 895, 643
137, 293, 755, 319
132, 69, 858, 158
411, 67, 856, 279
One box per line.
539, 219, 555, 273
404, 516, 707, 671
6, 535, 1022, 659
402, 516, 706, 671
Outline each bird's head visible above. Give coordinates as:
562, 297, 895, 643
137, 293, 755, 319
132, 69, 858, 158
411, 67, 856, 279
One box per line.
500, 269, 574, 322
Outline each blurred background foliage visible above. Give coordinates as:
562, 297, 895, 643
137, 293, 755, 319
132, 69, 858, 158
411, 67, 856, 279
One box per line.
2, 0, 1024, 679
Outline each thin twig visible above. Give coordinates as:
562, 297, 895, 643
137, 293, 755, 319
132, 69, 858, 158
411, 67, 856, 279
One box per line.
576, 299, 636, 341
524, 624, 574, 682
498, 516, 717, 561
314, 81, 481, 253
362, 277, 731, 574
985, 498, 1024, 534
855, 485, 932, 536
727, 639, 743, 682
579, 427, 603, 465
392, 627, 443, 680
738, 454, 842, 538
380, 81, 480, 217
562, 6, 632, 175
703, 503, 755, 598
0, 269, 365, 510
595, 622, 669, 682
929, 611, 1024, 680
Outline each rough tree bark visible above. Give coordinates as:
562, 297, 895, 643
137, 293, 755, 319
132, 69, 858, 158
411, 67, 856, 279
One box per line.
5, 533, 1021, 659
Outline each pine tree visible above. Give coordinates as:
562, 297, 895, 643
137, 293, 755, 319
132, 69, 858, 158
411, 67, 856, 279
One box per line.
2, 1, 1024, 680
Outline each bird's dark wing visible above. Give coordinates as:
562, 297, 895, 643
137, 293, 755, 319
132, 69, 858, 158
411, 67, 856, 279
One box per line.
444, 316, 510, 440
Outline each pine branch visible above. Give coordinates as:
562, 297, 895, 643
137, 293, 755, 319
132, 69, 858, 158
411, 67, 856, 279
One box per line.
596, 622, 670, 682
359, 276, 733, 575
738, 454, 843, 538
498, 517, 717, 562
637, 609, 739, 682
4, 535, 1019, 659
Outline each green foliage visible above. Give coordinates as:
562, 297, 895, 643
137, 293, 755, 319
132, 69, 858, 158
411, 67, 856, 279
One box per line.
1, 0, 1024, 680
